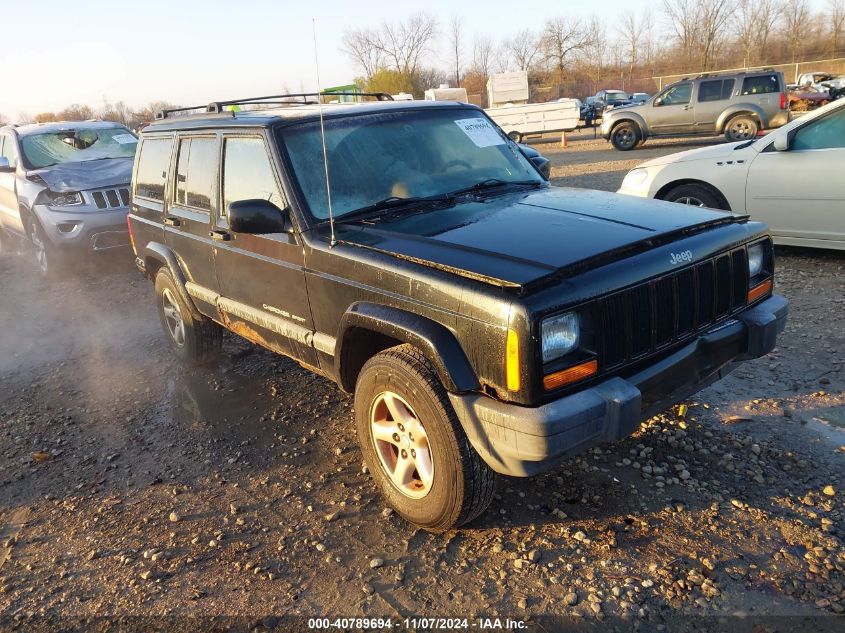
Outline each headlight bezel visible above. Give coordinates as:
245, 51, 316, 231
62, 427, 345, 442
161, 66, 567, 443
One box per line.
48, 191, 84, 207
541, 311, 581, 364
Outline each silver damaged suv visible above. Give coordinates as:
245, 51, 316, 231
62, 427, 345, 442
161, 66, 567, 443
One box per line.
601, 70, 790, 150
0, 121, 137, 275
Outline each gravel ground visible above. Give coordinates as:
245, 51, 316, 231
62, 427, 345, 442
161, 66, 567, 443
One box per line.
1, 137, 843, 631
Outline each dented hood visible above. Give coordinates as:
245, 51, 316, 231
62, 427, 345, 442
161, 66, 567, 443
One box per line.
341, 187, 741, 288
29, 157, 133, 192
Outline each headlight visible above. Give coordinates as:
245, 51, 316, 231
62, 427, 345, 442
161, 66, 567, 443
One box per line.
621, 168, 649, 189
748, 242, 764, 278
49, 191, 83, 207
541, 312, 580, 362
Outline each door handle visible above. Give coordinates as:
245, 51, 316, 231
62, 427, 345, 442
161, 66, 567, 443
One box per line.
683, 105, 690, 110
209, 230, 231, 241
163, 217, 181, 227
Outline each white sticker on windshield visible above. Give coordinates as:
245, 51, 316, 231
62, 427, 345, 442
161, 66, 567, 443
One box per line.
112, 133, 137, 145
454, 118, 505, 148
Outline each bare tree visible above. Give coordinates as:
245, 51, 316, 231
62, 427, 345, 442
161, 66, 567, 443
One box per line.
342, 27, 385, 79
662, 0, 702, 67
754, 0, 783, 61
830, 0, 845, 56
377, 13, 438, 77
618, 11, 641, 77
581, 18, 607, 95
448, 15, 464, 86
541, 17, 590, 84
471, 35, 494, 76
782, 0, 813, 62
503, 29, 541, 71
639, 9, 659, 76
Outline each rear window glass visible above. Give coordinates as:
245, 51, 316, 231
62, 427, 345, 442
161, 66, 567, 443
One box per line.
741, 75, 778, 95
134, 137, 172, 201
174, 137, 217, 211
698, 79, 734, 102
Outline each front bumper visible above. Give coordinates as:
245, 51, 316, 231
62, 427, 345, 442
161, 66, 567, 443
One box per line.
450, 294, 788, 477
32, 204, 130, 253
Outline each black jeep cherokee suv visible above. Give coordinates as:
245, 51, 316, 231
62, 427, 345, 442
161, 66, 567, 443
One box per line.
128, 93, 788, 532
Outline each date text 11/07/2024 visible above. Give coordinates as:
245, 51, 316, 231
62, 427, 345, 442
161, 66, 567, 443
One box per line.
307, 617, 528, 630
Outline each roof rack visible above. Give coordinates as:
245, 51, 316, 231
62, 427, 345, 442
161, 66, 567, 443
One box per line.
155, 92, 394, 120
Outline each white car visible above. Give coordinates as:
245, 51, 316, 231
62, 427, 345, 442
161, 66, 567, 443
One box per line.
618, 98, 845, 250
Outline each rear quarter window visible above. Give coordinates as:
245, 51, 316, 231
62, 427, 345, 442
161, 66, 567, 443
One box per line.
741, 75, 779, 95
134, 137, 173, 202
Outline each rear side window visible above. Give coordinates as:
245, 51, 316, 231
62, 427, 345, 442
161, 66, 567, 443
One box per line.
741, 75, 778, 95
174, 137, 217, 211
134, 137, 172, 201
698, 79, 734, 102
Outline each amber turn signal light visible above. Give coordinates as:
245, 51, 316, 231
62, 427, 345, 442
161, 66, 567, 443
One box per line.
747, 278, 772, 304
543, 359, 598, 391
506, 328, 520, 391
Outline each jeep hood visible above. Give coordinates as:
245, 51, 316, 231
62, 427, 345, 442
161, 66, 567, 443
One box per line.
28, 157, 133, 192
339, 187, 742, 289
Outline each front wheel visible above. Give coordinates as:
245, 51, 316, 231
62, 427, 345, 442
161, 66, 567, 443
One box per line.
154, 269, 222, 365
724, 116, 758, 142
663, 183, 725, 209
28, 215, 71, 278
354, 344, 496, 532
610, 122, 640, 151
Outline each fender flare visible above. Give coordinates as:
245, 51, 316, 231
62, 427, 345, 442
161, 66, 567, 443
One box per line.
717, 105, 766, 132
606, 112, 649, 140
334, 302, 480, 394
142, 242, 202, 320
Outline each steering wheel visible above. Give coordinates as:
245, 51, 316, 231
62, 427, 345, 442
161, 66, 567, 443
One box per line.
442, 159, 472, 172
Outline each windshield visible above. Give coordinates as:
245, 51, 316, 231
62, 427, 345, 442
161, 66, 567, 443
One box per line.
605, 92, 628, 101
278, 109, 543, 221
21, 127, 137, 169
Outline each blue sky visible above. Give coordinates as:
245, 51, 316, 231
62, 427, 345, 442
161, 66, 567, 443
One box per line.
1, 0, 827, 118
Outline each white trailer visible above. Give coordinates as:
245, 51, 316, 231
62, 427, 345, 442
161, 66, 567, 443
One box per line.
487, 71, 530, 108
424, 86, 468, 102
485, 99, 580, 142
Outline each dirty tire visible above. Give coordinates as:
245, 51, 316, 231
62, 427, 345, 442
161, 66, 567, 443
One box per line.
354, 344, 496, 532
610, 121, 640, 151
663, 183, 725, 209
507, 131, 523, 143
28, 216, 71, 279
724, 115, 758, 142
154, 269, 222, 366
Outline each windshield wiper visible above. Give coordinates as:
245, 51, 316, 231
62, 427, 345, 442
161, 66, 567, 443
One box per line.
446, 178, 543, 197
334, 193, 455, 224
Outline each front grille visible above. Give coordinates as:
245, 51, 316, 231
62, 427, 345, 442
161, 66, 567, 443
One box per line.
92, 188, 130, 209
592, 248, 748, 370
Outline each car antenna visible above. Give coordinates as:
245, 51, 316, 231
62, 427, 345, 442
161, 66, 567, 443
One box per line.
312, 18, 336, 247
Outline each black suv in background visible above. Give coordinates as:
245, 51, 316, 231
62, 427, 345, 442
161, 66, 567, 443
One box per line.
128, 94, 788, 531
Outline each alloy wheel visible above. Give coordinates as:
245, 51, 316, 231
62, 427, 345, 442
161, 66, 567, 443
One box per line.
161, 288, 186, 347
675, 196, 706, 207
370, 391, 434, 499
29, 220, 49, 275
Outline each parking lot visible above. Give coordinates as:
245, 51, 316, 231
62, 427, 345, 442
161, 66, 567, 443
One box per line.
1, 135, 844, 629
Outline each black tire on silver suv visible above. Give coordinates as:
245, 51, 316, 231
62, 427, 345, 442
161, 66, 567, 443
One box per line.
610, 121, 640, 151
354, 344, 496, 532
27, 215, 70, 279
724, 115, 758, 142
154, 268, 222, 365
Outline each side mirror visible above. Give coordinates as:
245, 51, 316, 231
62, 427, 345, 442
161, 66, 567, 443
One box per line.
0, 157, 12, 172
228, 199, 289, 234
773, 135, 790, 152
653, 98, 663, 107
518, 143, 551, 180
